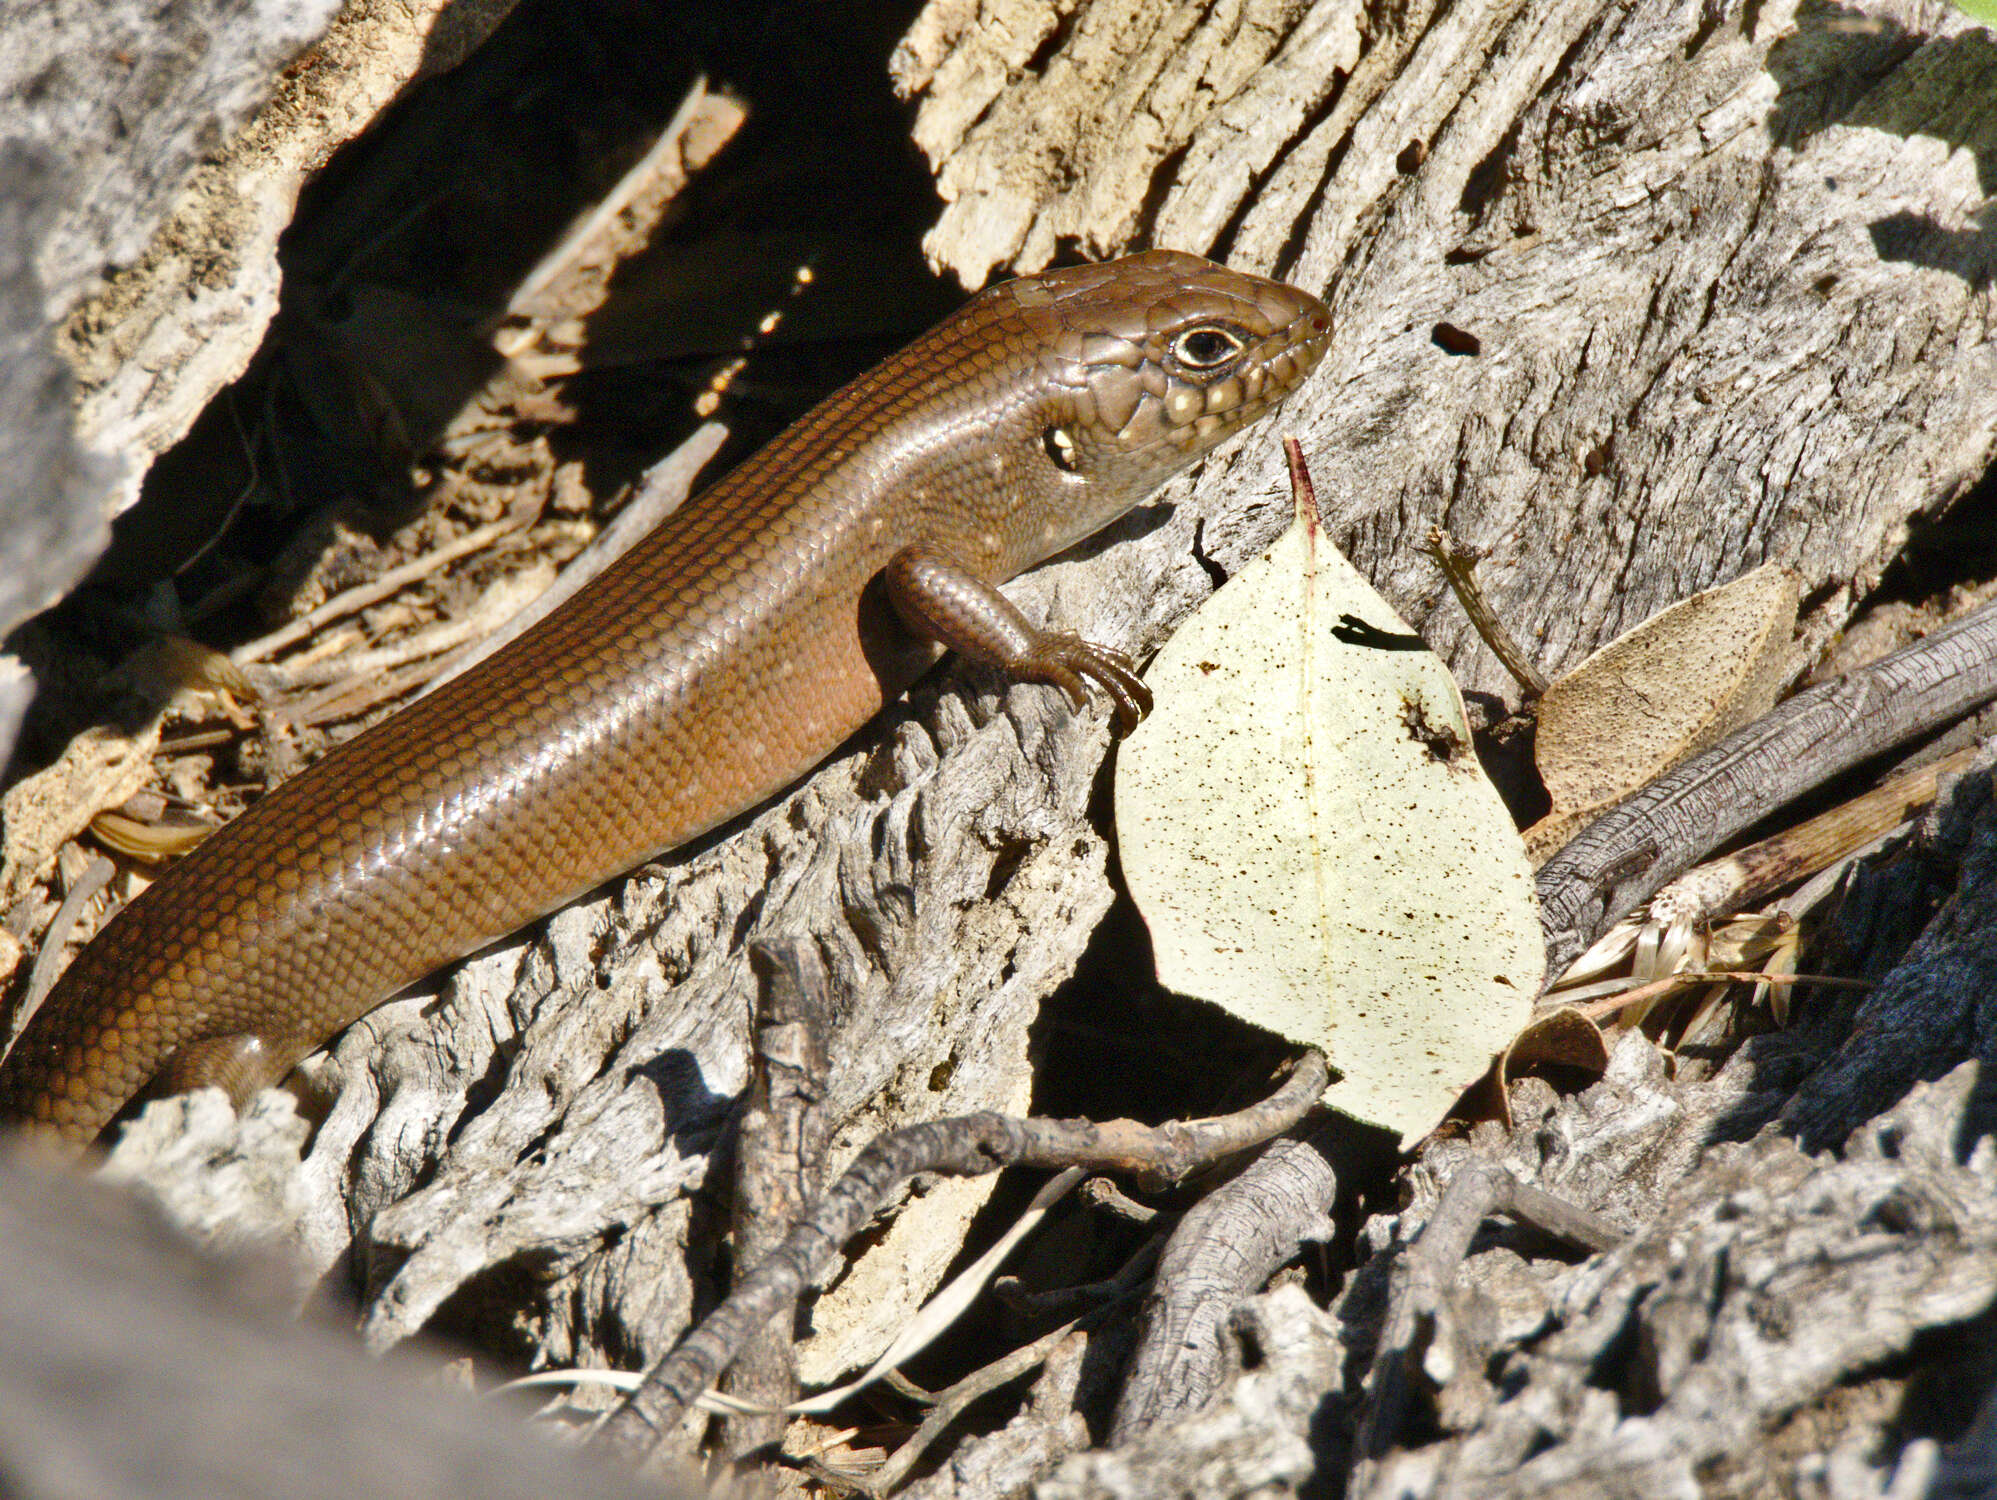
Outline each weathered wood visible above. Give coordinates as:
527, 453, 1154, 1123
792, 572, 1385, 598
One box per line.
1781, 762, 1997, 1152
1109, 1130, 1343, 1442
0, 0, 525, 651
5, 0, 1996, 1491
717, 940, 834, 1472
1351, 1161, 1622, 1465
53, 0, 526, 505
593, 1057, 1328, 1462
1031, 1051, 1997, 1499
1537, 601, 1997, 979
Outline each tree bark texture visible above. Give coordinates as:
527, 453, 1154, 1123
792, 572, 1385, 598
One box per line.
4, 0, 1996, 1494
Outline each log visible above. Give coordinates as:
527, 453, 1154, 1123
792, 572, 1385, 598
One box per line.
4, 0, 1995, 1492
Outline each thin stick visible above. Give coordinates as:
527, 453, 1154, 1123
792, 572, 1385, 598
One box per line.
232, 511, 533, 667
1650, 742, 1983, 926
504, 78, 714, 321
998, 1233, 1165, 1322
290, 658, 449, 728
262, 612, 498, 690
1423, 525, 1551, 698
1573, 968, 1871, 1024
12, 857, 115, 1047
858, 1316, 1091, 1497
590, 1052, 1329, 1465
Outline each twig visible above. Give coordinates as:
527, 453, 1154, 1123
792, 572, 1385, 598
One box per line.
1080, 1176, 1161, 1224
503, 77, 716, 323
174, 389, 262, 588
1422, 525, 1551, 698
833, 1216, 1164, 1493
1109, 1123, 1345, 1442
231, 510, 534, 667
589, 1052, 1329, 1466
10, 856, 114, 1048
858, 1317, 1090, 1497
996, 1231, 1166, 1322
1573, 969, 1871, 1024
257, 423, 724, 727
880, 1371, 934, 1406
1648, 742, 1983, 929
289, 657, 448, 729
154, 727, 240, 756
796, 1168, 1087, 1426
1537, 599, 1997, 982
261, 610, 499, 691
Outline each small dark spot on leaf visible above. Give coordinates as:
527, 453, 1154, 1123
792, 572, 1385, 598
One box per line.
1401, 700, 1466, 763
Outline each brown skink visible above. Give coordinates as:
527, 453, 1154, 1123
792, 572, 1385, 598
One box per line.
1, 250, 1330, 1146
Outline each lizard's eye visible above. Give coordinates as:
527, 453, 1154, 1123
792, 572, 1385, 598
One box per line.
1170, 325, 1246, 371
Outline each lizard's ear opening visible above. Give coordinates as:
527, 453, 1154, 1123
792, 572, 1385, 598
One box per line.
1042, 425, 1081, 473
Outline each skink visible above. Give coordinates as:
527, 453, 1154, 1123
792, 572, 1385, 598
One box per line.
1, 250, 1331, 1147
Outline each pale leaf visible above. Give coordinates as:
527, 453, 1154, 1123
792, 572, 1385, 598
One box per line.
1116, 511, 1541, 1146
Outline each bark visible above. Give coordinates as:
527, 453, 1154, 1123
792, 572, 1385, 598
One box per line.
592, 1057, 1328, 1460
716, 941, 834, 1468
0, 0, 522, 648
1537, 601, 1997, 978
1039, 1049, 1997, 1499
1109, 1131, 1342, 1442
3, 0, 1995, 1494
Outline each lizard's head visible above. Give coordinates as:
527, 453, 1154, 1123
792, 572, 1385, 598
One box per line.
1035, 250, 1329, 472
991, 249, 1331, 559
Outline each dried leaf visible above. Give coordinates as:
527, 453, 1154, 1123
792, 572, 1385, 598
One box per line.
1503, 1005, 1611, 1082
1116, 508, 1541, 1146
1471, 1006, 1612, 1130
1525, 563, 1800, 863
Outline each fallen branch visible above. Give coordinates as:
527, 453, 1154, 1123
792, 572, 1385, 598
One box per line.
718, 938, 833, 1470
591, 1050, 1330, 1467
1110, 1122, 1348, 1443
1536, 601, 1997, 981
